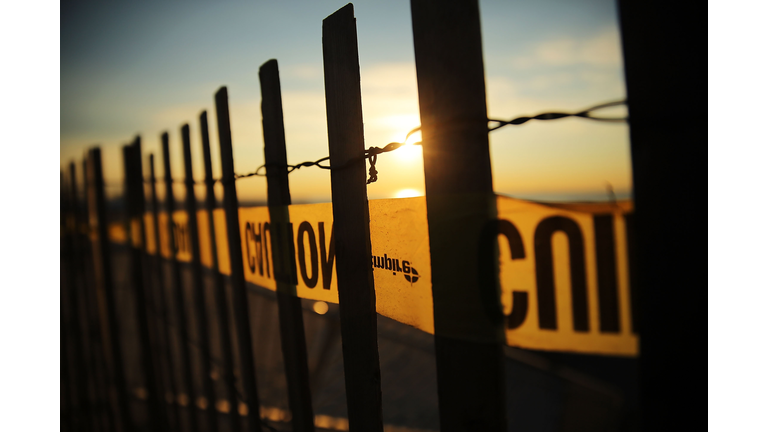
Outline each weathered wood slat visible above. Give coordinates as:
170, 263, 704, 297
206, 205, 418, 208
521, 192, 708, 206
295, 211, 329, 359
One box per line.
162, 133, 200, 432
215, 86, 263, 432
86, 147, 133, 432
123, 138, 167, 432
410, 0, 507, 430
199, 110, 241, 431
260, 58, 316, 432
322, 5, 384, 432
181, 125, 218, 431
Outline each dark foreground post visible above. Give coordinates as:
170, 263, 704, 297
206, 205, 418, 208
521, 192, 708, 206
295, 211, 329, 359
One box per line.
617, 2, 705, 429
215, 86, 262, 432
180, 124, 218, 431
147, 153, 182, 432
260, 58, 316, 432
411, 0, 506, 430
199, 110, 241, 430
322, 5, 384, 431
161, 132, 199, 432
123, 138, 167, 432
86, 147, 132, 432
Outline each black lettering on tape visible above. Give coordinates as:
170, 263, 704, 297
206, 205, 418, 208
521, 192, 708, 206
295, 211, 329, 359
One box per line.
245, 222, 256, 273
319, 222, 335, 290
594, 214, 620, 333
534, 216, 589, 332
263, 222, 273, 278
297, 221, 319, 288
478, 219, 527, 329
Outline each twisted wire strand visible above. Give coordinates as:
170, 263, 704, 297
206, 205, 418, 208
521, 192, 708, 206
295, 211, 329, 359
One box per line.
117, 100, 626, 189
487, 100, 627, 131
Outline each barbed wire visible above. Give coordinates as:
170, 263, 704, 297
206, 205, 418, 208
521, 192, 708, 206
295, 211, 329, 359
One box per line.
123, 100, 626, 189
487, 100, 627, 131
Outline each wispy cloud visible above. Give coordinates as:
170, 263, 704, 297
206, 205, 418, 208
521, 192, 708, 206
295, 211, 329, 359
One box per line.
512, 27, 623, 69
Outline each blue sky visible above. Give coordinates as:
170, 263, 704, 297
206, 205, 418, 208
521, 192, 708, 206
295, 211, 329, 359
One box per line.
61, 0, 631, 203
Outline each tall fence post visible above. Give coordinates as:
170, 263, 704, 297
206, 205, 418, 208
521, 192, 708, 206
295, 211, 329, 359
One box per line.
322, 5, 384, 432
259, 58, 316, 432
82, 155, 115, 432
123, 138, 168, 432
410, 0, 507, 430
199, 110, 241, 431
215, 86, 263, 432
66, 162, 96, 432
147, 153, 183, 432
61, 170, 77, 432
180, 124, 218, 431
86, 147, 133, 432
616, 1, 704, 429
161, 132, 200, 432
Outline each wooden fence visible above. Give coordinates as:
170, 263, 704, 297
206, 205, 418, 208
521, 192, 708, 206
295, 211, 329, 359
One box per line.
60, 2, 650, 432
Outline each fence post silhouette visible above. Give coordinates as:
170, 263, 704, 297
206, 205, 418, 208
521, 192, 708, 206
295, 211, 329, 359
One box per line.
411, 0, 507, 430
147, 153, 183, 432
72, 160, 109, 432
161, 132, 200, 432
617, 1, 704, 428
215, 86, 263, 432
61, 170, 77, 432
82, 156, 115, 432
123, 138, 168, 432
199, 110, 241, 431
259, 58, 316, 432
66, 162, 96, 432
322, 5, 384, 432
181, 124, 218, 431
86, 147, 133, 432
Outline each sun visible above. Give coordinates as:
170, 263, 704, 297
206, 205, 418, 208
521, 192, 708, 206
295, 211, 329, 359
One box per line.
394, 130, 422, 162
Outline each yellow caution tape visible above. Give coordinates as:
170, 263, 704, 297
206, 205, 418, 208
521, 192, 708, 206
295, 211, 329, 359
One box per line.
109, 195, 638, 357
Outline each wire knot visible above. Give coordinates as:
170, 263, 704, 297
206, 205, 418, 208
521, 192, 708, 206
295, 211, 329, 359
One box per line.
366, 148, 379, 184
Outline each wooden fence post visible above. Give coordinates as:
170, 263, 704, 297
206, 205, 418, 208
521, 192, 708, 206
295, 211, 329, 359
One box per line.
180, 124, 218, 431
161, 132, 200, 432
410, 0, 507, 430
86, 147, 133, 432
61, 170, 78, 432
214, 86, 263, 432
123, 138, 168, 432
67, 162, 96, 432
259, 58, 316, 432
322, 5, 384, 431
616, 2, 705, 428
82, 156, 115, 432
147, 153, 183, 432
199, 110, 241, 431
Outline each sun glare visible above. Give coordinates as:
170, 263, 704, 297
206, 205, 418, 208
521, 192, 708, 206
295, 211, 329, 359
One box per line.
394, 188, 422, 198
392, 130, 422, 162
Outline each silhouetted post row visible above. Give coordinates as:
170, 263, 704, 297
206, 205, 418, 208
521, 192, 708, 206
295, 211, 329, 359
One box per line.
180, 124, 218, 432
86, 147, 133, 432
323, 4, 384, 432
162, 132, 200, 432
199, 110, 241, 431
81, 155, 115, 432
123, 138, 170, 432
147, 153, 183, 432
260, 58, 316, 432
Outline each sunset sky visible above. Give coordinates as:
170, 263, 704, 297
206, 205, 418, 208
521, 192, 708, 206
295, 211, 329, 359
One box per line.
60, 0, 631, 204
